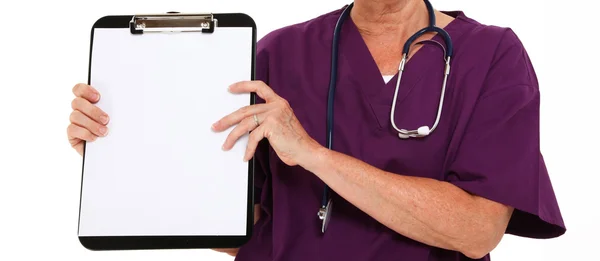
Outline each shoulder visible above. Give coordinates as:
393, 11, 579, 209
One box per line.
256, 7, 344, 58
450, 11, 528, 59
454, 12, 526, 63
448, 11, 537, 87
253, 7, 344, 85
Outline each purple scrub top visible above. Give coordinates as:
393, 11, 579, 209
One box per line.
235, 7, 565, 261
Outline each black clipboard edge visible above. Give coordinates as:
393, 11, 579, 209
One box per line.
78, 12, 257, 251
79, 235, 251, 251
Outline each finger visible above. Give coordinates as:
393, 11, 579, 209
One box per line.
228, 81, 278, 102
72, 83, 100, 103
212, 103, 271, 132
244, 124, 266, 162
212, 248, 238, 256
222, 114, 262, 151
71, 97, 110, 125
70, 110, 109, 137
67, 123, 98, 143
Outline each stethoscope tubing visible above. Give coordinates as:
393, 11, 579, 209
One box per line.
320, 0, 453, 230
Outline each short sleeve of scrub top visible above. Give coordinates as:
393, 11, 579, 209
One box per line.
445, 29, 565, 238
237, 7, 566, 261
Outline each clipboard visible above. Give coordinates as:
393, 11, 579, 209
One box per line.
77, 12, 257, 251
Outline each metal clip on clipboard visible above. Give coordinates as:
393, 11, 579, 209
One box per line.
129, 12, 217, 34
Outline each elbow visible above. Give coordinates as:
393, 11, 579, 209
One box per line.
458, 202, 513, 259
461, 246, 493, 260
460, 239, 497, 259
458, 225, 505, 259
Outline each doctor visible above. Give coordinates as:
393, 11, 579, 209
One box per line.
67, 0, 565, 260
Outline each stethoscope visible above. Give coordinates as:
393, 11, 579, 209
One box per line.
318, 0, 454, 233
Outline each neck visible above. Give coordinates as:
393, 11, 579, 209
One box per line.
351, 0, 429, 36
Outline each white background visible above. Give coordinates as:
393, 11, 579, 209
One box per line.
0, 0, 597, 260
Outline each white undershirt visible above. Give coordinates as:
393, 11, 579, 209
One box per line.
383, 75, 394, 84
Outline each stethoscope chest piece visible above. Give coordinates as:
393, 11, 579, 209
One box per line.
318, 198, 333, 233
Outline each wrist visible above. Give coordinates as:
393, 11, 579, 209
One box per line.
297, 139, 329, 173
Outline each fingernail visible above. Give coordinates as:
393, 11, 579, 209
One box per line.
100, 115, 109, 124
91, 93, 99, 101
221, 145, 226, 151
99, 126, 108, 136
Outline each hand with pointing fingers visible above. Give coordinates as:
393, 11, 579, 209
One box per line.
212, 81, 322, 167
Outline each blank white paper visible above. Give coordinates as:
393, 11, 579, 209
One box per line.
78, 27, 253, 237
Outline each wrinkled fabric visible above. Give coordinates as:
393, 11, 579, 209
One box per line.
235, 7, 565, 261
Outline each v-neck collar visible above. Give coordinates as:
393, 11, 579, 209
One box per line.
338, 11, 466, 105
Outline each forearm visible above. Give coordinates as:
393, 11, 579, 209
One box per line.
301, 148, 511, 258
